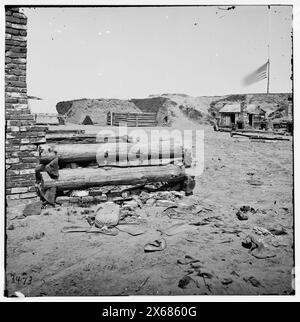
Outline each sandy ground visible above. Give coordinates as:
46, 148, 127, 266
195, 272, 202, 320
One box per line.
5, 123, 294, 296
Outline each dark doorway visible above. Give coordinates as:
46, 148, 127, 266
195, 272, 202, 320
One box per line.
249, 114, 253, 127
82, 115, 93, 125
230, 114, 235, 125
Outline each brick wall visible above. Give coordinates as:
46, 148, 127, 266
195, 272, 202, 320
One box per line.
5, 7, 46, 200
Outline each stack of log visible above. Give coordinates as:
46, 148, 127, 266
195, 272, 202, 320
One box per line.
36, 128, 194, 205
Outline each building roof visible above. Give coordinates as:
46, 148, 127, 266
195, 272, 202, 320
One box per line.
246, 104, 265, 114
219, 103, 266, 114
219, 103, 241, 113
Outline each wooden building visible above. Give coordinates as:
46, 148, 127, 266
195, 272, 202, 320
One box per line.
219, 103, 266, 129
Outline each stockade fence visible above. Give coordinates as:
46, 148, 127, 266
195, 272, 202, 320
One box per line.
107, 111, 158, 127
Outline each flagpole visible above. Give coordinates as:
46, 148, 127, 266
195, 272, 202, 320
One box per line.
267, 55, 270, 95
267, 5, 271, 94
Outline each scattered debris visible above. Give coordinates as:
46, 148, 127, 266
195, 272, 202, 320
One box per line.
8, 224, 15, 230
246, 179, 263, 186
221, 228, 243, 235
94, 202, 120, 228
195, 268, 214, 279
189, 216, 222, 226
14, 291, 25, 298
88, 225, 119, 236
191, 262, 203, 269
178, 275, 195, 289
272, 240, 289, 248
177, 255, 201, 265
242, 234, 276, 259
231, 271, 240, 277
144, 238, 167, 252
243, 276, 262, 288
71, 190, 89, 197
158, 223, 194, 236
162, 206, 185, 219
117, 225, 146, 236
61, 225, 89, 233
236, 205, 256, 221
135, 275, 150, 292
121, 200, 139, 210
156, 200, 177, 207
219, 238, 234, 244
221, 278, 233, 285
268, 225, 288, 236
23, 201, 43, 218
26, 231, 45, 240
253, 226, 274, 236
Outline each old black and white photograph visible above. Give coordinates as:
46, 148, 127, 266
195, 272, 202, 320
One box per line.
1, 1, 297, 301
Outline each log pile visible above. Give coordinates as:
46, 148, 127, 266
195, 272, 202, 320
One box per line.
36, 128, 194, 205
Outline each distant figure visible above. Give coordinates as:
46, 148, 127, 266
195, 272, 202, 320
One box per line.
236, 119, 244, 130
212, 118, 219, 131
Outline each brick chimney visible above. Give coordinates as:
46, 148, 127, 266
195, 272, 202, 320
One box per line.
5, 7, 46, 200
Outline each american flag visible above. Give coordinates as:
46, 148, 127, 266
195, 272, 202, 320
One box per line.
243, 61, 269, 86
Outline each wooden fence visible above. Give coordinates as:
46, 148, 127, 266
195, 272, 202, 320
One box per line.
107, 112, 158, 127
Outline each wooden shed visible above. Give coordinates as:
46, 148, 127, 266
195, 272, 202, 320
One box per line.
219, 103, 241, 127
219, 103, 266, 129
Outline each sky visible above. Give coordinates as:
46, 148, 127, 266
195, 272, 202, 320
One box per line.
23, 5, 292, 105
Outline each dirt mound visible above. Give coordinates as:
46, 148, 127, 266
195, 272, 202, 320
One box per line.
159, 94, 226, 124
56, 99, 142, 125
130, 97, 177, 125
130, 94, 222, 126
162, 94, 224, 115
56, 93, 292, 126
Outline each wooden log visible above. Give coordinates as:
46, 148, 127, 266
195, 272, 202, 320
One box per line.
39, 142, 188, 166
233, 129, 272, 134
250, 139, 279, 143
218, 127, 232, 133
45, 133, 132, 144
231, 131, 289, 141
46, 129, 85, 134
41, 164, 187, 191
250, 137, 290, 142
